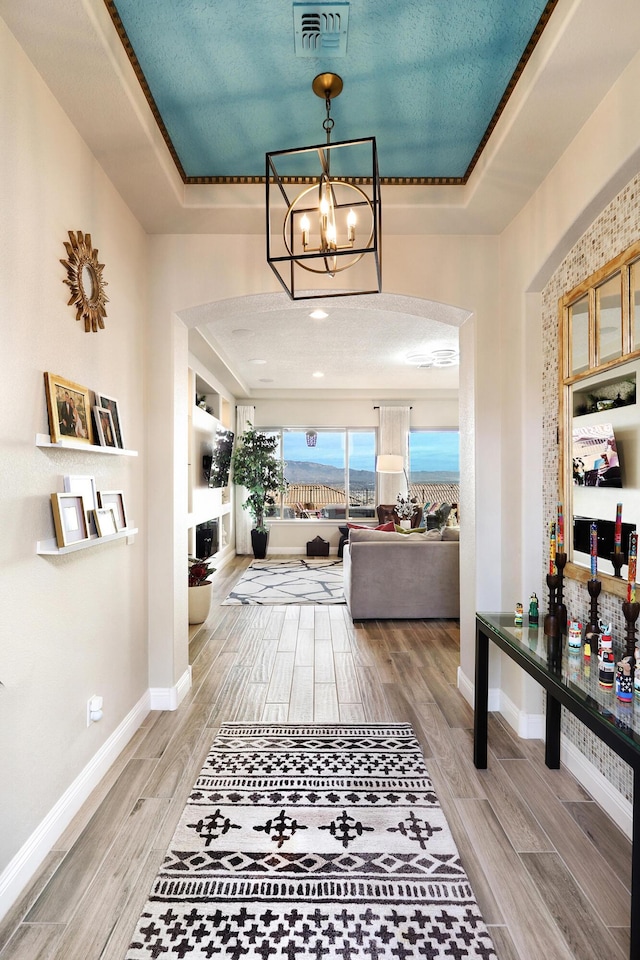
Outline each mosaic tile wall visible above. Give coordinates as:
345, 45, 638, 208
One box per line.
541, 170, 640, 803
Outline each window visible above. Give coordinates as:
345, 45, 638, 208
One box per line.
409, 430, 460, 506
264, 428, 376, 520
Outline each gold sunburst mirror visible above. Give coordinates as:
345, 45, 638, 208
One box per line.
60, 230, 109, 332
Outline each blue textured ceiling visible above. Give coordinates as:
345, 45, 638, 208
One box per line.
107, 0, 555, 183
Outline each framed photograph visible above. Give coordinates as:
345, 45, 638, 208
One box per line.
95, 392, 125, 448
64, 475, 98, 535
98, 490, 127, 530
94, 506, 118, 537
93, 405, 117, 447
44, 373, 94, 445
50, 492, 90, 547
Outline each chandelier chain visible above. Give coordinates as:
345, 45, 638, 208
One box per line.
323, 93, 334, 143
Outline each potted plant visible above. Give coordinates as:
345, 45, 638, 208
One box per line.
231, 422, 286, 558
188, 555, 215, 624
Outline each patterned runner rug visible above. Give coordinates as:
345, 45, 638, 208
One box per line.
126, 723, 497, 959
222, 558, 345, 604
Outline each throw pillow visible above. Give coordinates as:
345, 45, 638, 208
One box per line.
424, 503, 451, 530
441, 525, 460, 541
347, 520, 396, 532
394, 525, 427, 534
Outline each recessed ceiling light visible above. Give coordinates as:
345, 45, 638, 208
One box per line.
232, 327, 252, 335
309, 309, 328, 320
259, 378, 274, 383
248, 358, 267, 364
312, 371, 324, 378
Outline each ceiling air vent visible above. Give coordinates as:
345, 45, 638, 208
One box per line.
293, 2, 350, 58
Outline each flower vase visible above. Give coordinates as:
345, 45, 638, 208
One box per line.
399, 519, 411, 529
188, 583, 212, 624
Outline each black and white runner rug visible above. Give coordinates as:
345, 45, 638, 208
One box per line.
126, 723, 496, 959
223, 559, 345, 604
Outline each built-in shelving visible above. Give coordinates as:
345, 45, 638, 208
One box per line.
36, 434, 138, 457
37, 528, 138, 556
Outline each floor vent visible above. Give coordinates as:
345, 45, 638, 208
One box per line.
293, 2, 350, 58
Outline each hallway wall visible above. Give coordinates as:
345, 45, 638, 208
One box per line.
0, 18, 149, 899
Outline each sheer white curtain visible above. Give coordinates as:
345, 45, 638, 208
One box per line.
377, 406, 410, 504
234, 405, 255, 555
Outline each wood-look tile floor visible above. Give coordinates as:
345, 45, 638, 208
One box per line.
0, 556, 632, 960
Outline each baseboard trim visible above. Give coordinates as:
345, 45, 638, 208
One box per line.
0, 689, 150, 921
561, 735, 632, 839
457, 666, 632, 839
149, 665, 192, 711
456, 667, 543, 736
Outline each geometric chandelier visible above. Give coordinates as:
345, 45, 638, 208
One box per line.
266, 72, 382, 301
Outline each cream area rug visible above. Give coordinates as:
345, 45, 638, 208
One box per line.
223, 558, 345, 604
125, 723, 497, 959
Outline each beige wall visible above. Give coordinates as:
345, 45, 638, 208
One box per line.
0, 17, 149, 890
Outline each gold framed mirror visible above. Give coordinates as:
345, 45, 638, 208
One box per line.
60, 230, 109, 332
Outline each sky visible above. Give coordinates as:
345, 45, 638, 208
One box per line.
278, 429, 460, 474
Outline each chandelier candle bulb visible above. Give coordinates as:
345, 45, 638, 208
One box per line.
590, 521, 598, 578
301, 214, 310, 248
549, 520, 556, 575
347, 208, 356, 241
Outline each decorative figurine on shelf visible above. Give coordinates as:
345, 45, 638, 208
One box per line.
514, 602, 523, 625
568, 620, 582, 649
584, 619, 601, 661
616, 656, 634, 702
528, 593, 539, 625
598, 621, 615, 688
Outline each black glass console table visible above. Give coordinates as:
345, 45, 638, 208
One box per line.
474, 612, 640, 959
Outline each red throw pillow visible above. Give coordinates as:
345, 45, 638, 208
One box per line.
376, 521, 396, 532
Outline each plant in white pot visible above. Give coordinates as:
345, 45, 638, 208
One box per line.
231, 422, 286, 558
188, 555, 215, 624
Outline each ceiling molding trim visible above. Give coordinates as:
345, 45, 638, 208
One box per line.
102, 0, 561, 187
102, 0, 188, 181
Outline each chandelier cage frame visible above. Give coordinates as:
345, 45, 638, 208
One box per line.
265, 74, 382, 301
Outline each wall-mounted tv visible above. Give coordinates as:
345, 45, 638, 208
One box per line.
203, 426, 234, 488
572, 421, 622, 487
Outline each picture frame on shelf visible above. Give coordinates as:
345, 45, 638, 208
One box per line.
50, 492, 90, 547
93, 405, 117, 447
98, 490, 127, 531
44, 372, 94, 445
94, 506, 118, 537
63, 475, 98, 535
95, 392, 124, 448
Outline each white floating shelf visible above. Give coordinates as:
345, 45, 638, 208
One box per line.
36, 434, 138, 457
37, 528, 138, 556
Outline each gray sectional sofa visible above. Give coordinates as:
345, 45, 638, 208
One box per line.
343, 527, 460, 620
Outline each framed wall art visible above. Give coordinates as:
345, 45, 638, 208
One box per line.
64, 475, 98, 534
95, 392, 124, 448
97, 490, 127, 530
50, 492, 90, 547
44, 373, 94, 445
93, 406, 117, 447
94, 506, 118, 537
